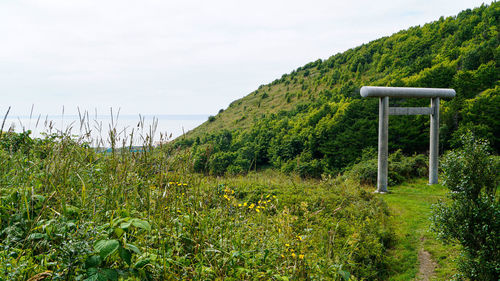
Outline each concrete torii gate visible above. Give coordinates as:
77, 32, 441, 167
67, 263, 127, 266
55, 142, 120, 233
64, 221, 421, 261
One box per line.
360, 86, 456, 193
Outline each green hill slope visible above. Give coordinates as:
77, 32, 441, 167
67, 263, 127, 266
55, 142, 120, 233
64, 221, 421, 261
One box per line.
178, 2, 499, 177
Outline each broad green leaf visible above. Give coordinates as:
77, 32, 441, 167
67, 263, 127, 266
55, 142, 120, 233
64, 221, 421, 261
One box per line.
94, 239, 119, 260
134, 258, 151, 269
119, 220, 132, 229
113, 227, 125, 239
103, 269, 118, 281
131, 219, 151, 231
83, 268, 99, 281
119, 247, 132, 266
83, 273, 99, 281
85, 255, 102, 268
125, 243, 141, 255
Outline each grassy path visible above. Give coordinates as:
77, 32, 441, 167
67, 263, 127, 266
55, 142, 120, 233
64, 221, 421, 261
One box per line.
379, 178, 460, 280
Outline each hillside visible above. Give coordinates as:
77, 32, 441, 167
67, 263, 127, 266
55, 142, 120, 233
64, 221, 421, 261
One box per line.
178, 2, 499, 177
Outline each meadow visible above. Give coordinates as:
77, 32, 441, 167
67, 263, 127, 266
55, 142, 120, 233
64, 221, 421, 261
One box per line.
0, 128, 399, 281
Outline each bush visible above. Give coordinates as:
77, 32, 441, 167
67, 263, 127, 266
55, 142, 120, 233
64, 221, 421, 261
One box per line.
431, 132, 499, 280
344, 150, 428, 186
208, 115, 216, 122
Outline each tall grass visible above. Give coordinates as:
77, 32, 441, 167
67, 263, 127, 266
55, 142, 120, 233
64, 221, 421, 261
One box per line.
0, 109, 394, 280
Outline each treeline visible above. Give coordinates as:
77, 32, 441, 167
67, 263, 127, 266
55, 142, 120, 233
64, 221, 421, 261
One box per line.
177, 3, 500, 177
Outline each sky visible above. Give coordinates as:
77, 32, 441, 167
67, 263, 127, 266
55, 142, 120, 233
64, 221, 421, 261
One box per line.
0, 0, 490, 117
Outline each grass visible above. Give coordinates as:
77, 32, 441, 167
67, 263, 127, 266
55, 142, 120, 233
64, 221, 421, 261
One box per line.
0, 115, 463, 280
0, 130, 396, 280
380, 178, 460, 280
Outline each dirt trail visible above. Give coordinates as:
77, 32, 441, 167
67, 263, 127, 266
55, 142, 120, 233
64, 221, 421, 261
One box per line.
417, 247, 437, 281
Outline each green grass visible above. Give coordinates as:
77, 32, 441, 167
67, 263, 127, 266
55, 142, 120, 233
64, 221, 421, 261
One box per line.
0, 132, 396, 280
380, 178, 460, 280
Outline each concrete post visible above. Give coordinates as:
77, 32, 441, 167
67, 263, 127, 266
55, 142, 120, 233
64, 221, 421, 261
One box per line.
377, 96, 389, 193
429, 97, 439, 184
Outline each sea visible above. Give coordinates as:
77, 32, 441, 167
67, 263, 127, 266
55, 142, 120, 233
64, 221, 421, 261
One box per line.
1, 114, 209, 147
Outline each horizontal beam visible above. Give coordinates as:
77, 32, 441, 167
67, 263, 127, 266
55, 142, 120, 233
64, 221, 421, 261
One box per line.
361, 86, 456, 98
389, 107, 434, 115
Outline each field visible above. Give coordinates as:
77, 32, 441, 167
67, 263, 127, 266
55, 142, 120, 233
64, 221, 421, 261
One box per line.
0, 131, 463, 281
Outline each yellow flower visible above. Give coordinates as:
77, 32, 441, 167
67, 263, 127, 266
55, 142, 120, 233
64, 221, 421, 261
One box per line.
285, 243, 290, 247
281, 254, 285, 258
256, 208, 260, 213
266, 194, 270, 198
297, 235, 302, 241
291, 253, 296, 258
299, 254, 304, 259
249, 203, 255, 209
238, 204, 242, 207
243, 202, 247, 206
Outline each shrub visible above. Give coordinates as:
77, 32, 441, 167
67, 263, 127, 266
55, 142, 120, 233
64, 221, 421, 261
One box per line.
344, 150, 428, 186
208, 115, 216, 122
431, 132, 499, 280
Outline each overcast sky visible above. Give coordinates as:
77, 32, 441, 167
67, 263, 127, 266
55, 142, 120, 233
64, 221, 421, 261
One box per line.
0, 0, 489, 117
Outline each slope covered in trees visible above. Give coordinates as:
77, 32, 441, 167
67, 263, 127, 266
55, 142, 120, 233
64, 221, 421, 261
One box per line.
178, 2, 500, 177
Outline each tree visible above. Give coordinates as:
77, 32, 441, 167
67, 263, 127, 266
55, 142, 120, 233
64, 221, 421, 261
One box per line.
431, 132, 499, 280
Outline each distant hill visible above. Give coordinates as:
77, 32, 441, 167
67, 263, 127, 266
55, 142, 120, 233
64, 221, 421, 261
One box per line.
177, 2, 499, 177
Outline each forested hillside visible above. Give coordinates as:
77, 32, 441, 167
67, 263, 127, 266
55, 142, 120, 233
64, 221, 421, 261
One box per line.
178, 2, 499, 177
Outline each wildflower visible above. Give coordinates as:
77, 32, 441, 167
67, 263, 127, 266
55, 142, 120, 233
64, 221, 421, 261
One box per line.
238, 204, 242, 207
249, 203, 255, 209
266, 194, 270, 198
243, 202, 247, 206
297, 235, 302, 241
285, 243, 290, 247
256, 208, 260, 213
291, 253, 296, 258
281, 254, 285, 258
299, 254, 304, 259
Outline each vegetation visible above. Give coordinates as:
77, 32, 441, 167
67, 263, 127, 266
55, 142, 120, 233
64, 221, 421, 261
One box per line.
0, 131, 396, 280
344, 149, 427, 187
179, 2, 499, 177
1, 3, 498, 280
431, 133, 499, 280
381, 179, 460, 281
